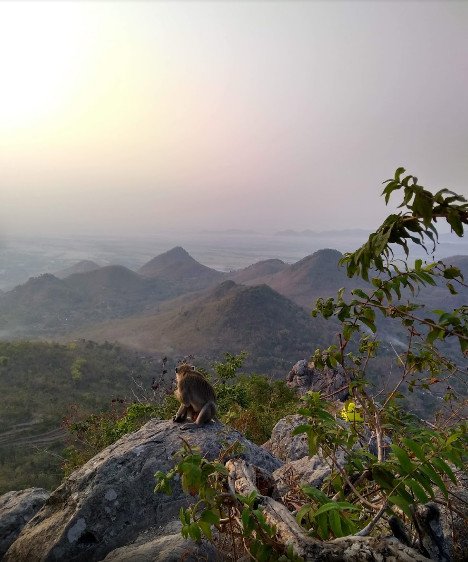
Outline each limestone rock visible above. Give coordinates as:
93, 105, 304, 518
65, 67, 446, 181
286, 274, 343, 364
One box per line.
0, 488, 50, 558
262, 414, 309, 462
103, 521, 219, 561
287, 360, 348, 401
5, 419, 280, 562
273, 455, 332, 497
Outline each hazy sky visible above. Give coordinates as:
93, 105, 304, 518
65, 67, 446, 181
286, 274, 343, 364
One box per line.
1, 0, 467, 237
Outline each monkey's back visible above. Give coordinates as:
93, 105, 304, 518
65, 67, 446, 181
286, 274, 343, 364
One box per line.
180, 373, 215, 410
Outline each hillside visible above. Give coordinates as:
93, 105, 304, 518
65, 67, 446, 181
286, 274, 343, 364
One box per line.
138, 246, 225, 291
228, 258, 287, 284
76, 280, 337, 375
0, 267, 177, 338
0, 340, 161, 493
261, 249, 363, 307
416, 254, 468, 310
55, 260, 101, 278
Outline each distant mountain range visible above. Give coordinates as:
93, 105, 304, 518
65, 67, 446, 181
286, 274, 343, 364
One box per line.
0, 245, 466, 373
275, 228, 371, 238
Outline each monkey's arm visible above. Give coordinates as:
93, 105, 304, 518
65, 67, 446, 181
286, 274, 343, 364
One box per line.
173, 403, 188, 422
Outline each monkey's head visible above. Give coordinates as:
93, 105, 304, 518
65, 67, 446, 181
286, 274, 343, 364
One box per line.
175, 363, 196, 382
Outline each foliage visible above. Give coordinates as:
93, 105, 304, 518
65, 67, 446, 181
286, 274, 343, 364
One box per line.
0, 339, 158, 493
62, 352, 298, 476
211, 353, 299, 443
154, 168, 467, 559
155, 441, 303, 562
297, 168, 467, 541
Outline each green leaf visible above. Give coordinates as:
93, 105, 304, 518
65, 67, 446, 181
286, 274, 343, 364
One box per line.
391, 445, 414, 474
360, 317, 377, 333
241, 508, 253, 532
301, 486, 330, 504
352, 288, 369, 299
198, 521, 212, 539
200, 509, 220, 525
412, 471, 435, 499
296, 504, 313, 524
394, 167, 406, 181
328, 509, 343, 537
431, 457, 457, 485
313, 502, 359, 517
406, 478, 429, 503
189, 523, 202, 542
372, 466, 395, 490
403, 439, 425, 463
443, 266, 462, 280
388, 495, 413, 519
420, 464, 448, 498
181, 464, 202, 495
446, 282, 458, 295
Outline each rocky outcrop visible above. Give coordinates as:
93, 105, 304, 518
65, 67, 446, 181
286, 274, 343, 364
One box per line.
263, 415, 345, 498
4, 420, 281, 562
287, 360, 349, 401
227, 458, 430, 562
262, 414, 309, 462
0, 488, 50, 558
273, 455, 332, 497
102, 521, 218, 561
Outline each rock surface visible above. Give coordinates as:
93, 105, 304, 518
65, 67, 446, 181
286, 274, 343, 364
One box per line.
287, 360, 349, 401
5, 419, 281, 562
0, 488, 50, 558
262, 414, 309, 462
103, 521, 219, 561
273, 455, 332, 496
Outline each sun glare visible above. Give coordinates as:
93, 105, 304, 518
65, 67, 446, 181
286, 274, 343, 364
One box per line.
0, 2, 92, 133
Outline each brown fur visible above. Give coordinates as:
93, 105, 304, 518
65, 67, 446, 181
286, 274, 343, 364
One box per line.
173, 364, 216, 427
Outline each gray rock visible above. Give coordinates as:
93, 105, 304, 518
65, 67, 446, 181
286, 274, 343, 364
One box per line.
0, 487, 50, 558
273, 455, 332, 496
287, 360, 349, 401
262, 414, 309, 462
103, 521, 219, 561
438, 471, 468, 562
4, 420, 280, 562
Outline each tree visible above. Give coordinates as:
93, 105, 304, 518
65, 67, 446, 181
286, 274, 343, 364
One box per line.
156, 169, 467, 561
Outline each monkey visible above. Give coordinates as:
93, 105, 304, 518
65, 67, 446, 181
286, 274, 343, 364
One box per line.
173, 363, 216, 428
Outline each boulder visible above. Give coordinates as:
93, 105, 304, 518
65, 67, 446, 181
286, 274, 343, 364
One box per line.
103, 521, 218, 561
273, 455, 332, 497
287, 360, 348, 401
262, 414, 309, 462
0, 488, 50, 558
5, 420, 281, 562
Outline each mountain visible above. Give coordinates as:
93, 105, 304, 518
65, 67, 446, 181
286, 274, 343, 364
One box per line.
55, 260, 101, 278
0, 267, 177, 337
138, 246, 225, 291
261, 249, 361, 308
226, 250, 365, 309
416, 254, 468, 310
228, 259, 287, 285
76, 280, 336, 375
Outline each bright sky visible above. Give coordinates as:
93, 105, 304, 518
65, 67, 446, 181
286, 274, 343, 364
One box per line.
1, 0, 467, 237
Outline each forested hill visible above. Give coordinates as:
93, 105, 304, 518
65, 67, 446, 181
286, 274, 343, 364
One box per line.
0, 340, 161, 493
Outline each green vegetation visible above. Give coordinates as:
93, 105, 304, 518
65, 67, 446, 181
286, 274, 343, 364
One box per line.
0, 340, 158, 493
63, 352, 298, 474
155, 169, 467, 561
